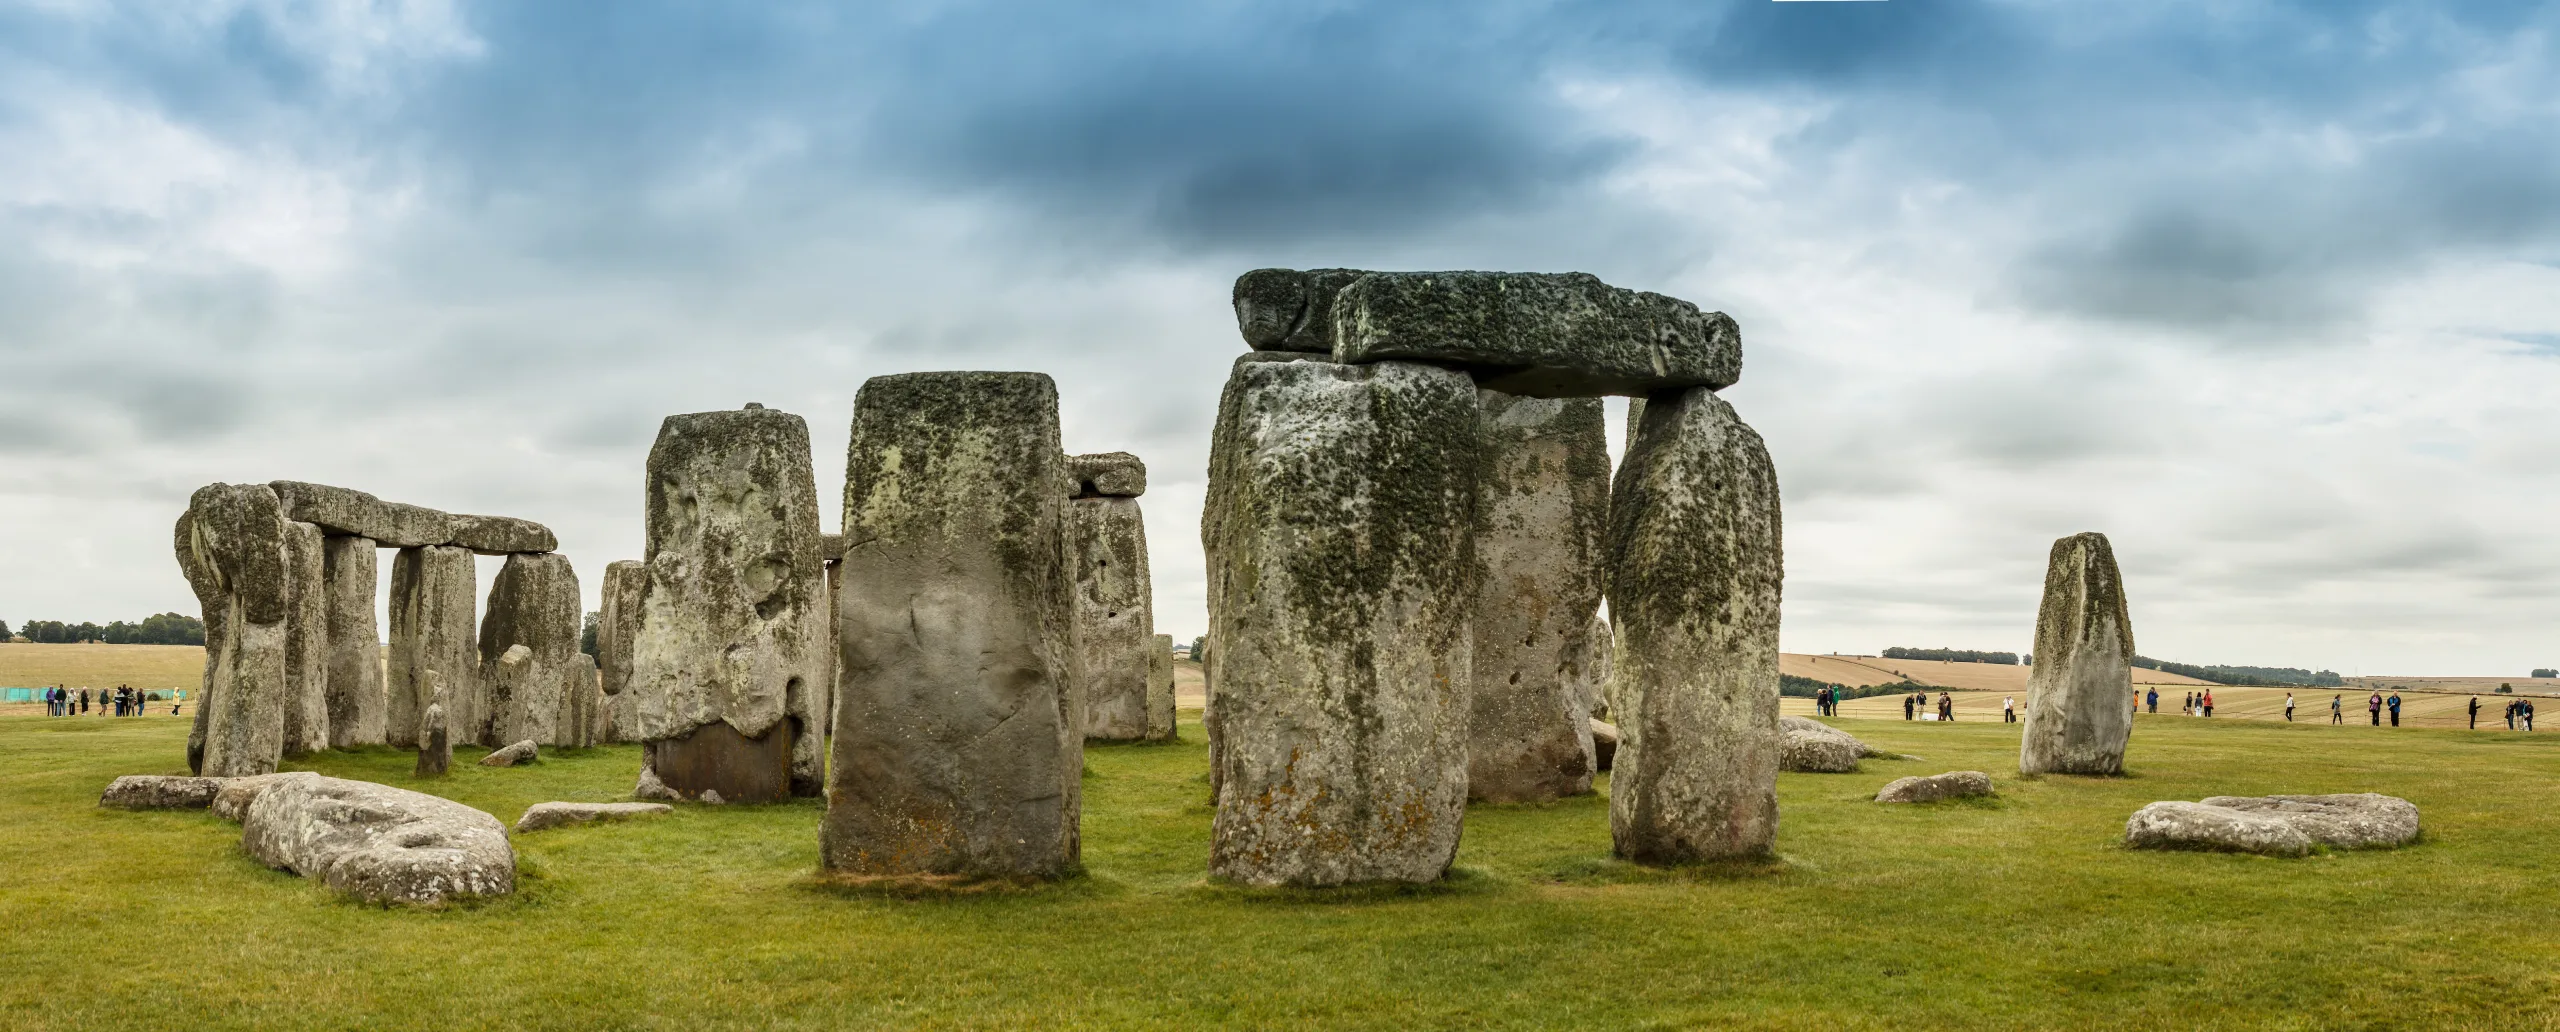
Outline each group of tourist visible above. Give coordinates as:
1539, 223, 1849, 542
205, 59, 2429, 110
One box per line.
1900, 691, 1956, 722
37, 685, 163, 717
1812, 686, 1845, 717
2481, 696, 2537, 731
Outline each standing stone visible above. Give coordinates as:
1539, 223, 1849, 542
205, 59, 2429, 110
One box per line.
823, 372, 1080, 879
321, 535, 385, 748
1066, 452, 1156, 742
280, 520, 330, 757
180, 484, 293, 778
416, 673, 451, 778
1606, 387, 1783, 865
1203, 357, 1478, 886
1466, 391, 1608, 803
1580, 616, 1615, 722
387, 545, 478, 750
597, 559, 646, 744
560, 653, 603, 749
1147, 633, 1177, 741
478, 552, 582, 747
632, 404, 831, 802
2018, 532, 2137, 776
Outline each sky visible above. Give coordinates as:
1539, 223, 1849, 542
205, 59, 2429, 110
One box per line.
3, 0, 2558, 676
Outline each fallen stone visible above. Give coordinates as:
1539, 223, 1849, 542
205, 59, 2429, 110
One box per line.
480, 740, 538, 767
633, 766, 678, 802
280, 520, 331, 757
100, 775, 225, 810
478, 552, 582, 746
2196, 794, 2421, 850
1068, 451, 1148, 498
1067, 469, 1157, 743
321, 534, 386, 748
1779, 715, 1867, 774
1876, 771, 1995, 804
1589, 719, 1620, 772
1467, 391, 1608, 803
2019, 532, 2137, 776
182, 483, 294, 778
825, 372, 1081, 879
387, 544, 479, 750
240, 775, 515, 904
2124, 801, 2314, 857
447, 514, 558, 556
699, 789, 726, 805
514, 801, 673, 833
213, 771, 321, 822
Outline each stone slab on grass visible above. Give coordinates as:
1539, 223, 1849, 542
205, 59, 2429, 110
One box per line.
515, 801, 674, 833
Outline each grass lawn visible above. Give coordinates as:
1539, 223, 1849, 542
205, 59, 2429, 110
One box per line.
5, 710, 2557, 1030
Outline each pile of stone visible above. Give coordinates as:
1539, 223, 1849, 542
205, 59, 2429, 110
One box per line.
2125, 793, 2420, 856
174, 482, 602, 779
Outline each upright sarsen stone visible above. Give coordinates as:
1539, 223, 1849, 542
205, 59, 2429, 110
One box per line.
478, 552, 582, 747
1606, 387, 1783, 865
180, 484, 293, 778
1203, 357, 1478, 886
631, 404, 831, 802
280, 520, 330, 757
321, 535, 385, 748
823, 372, 1080, 879
1467, 391, 1608, 803
597, 559, 645, 743
2018, 532, 2137, 776
1066, 453, 1156, 743
1148, 633, 1177, 741
387, 546, 478, 750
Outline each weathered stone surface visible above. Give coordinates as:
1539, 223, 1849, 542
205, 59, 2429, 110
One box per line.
1876, 771, 1995, 804
280, 520, 331, 757
240, 775, 515, 904
2196, 794, 2421, 850
480, 739, 538, 767
561, 653, 603, 749
2124, 801, 2314, 856
269, 480, 555, 553
826, 372, 1079, 879
1147, 633, 1177, 741
1068, 451, 1148, 498
1232, 267, 1366, 353
100, 775, 224, 810
448, 514, 557, 556
177, 510, 224, 775
597, 559, 646, 743
1579, 616, 1614, 722
1068, 486, 1156, 743
1467, 391, 1607, 803
387, 545, 478, 750
818, 533, 845, 562
633, 766, 678, 802
1779, 715, 1866, 774
1202, 357, 1477, 886
633, 405, 832, 802
213, 771, 318, 822
416, 700, 450, 777
1606, 387, 1783, 864
478, 552, 582, 747
515, 801, 673, 833
321, 535, 386, 748
2019, 532, 2136, 776
183, 483, 293, 778
1589, 718, 1620, 772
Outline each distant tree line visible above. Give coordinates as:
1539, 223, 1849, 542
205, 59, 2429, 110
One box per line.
1782, 673, 1936, 700
2536, 668, 2558, 679
1881, 647, 2020, 665
2131, 655, 2342, 687
6, 613, 206, 646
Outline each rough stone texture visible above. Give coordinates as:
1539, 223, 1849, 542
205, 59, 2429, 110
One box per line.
819, 533, 846, 562
2018, 532, 2137, 776
825, 372, 1079, 878
478, 552, 582, 747
213, 772, 317, 822
2124, 801, 2315, 856
562, 653, 604, 749
386, 545, 478, 750
1876, 771, 1996, 804
1202, 357, 1478, 886
241, 775, 516, 904
269, 480, 556, 553
182, 483, 293, 778
1467, 391, 1607, 803
1589, 719, 1620, 772
1068, 488, 1156, 743
2196, 794, 2422, 850
321, 535, 386, 748
280, 520, 331, 757
598, 559, 646, 743
1779, 715, 1867, 774
448, 514, 557, 556
416, 700, 450, 778
1147, 634, 1177, 741
1232, 267, 1366, 353
1579, 616, 1614, 722
1068, 451, 1148, 498
633, 405, 832, 802
515, 802, 673, 833
100, 775, 224, 810
1606, 387, 1783, 864
480, 739, 538, 767
633, 767, 679, 802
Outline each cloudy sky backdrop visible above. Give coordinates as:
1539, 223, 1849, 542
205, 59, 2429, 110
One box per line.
5, 0, 2557, 675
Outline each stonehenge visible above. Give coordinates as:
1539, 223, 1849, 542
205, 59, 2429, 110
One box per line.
478, 552, 586, 748
597, 559, 646, 743
280, 519, 330, 757
179, 483, 291, 778
630, 404, 833, 803
320, 535, 384, 748
1466, 391, 1609, 803
388, 545, 480, 750
824, 372, 1082, 880
2018, 532, 2136, 776
516, 802, 672, 833
1067, 451, 1165, 743
239, 774, 516, 904
415, 673, 451, 778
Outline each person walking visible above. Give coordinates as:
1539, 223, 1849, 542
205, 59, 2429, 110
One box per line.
1938, 692, 1954, 722
1903, 693, 1915, 721
2146, 688, 2158, 714
2469, 696, 2480, 730
2285, 693, 2296, 722
2368, 691, 2383, 726
2331, 694, 2344, 724
2387, 692, 2402, 727
2525, 699, 2536, 732
79, 688, 90, 715
2004, 695, 2017, 723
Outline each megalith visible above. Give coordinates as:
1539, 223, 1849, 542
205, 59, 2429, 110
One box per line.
280, 519, 331, 757
1148, 633, 1177, 741
1066, 451, 1158, 742
824, 372, 1081, 880
1202, 355, 1478, 886
597, 559, 645, 744
416, 673, 451, 778
2018, 532, 2137, 776
631, 404, 831, 802
321, 535, 385, 748
1605, 387, 1784, 864
478, 551, 582, 747
387, 545, 478, 750
1466, 391, 1609, 803
178, 484, 293, 778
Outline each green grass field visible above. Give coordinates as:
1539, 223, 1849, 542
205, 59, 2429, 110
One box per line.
5, 710, 2557, 1030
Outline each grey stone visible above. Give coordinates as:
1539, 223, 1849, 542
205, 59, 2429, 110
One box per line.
321, 535, 386, 748
597, 559, 646, 743
633, 766, 678, 802
818, 532, 846, 562
1606, 387, 1783, 864
824, 372, 1081, 879
386, 545, 478, 750
480, 739, 539, 767
515, 801, 673, 833
280, 520, 331, 757
377, 502, 459, 551
478, 552, 582, 747
447, 514, 557, 556
2124, 801, 2314, 856
1467, 391, 1608, 803
2196, 793, 2421, 850
2018, 532, 2137, 776
1068, 489, 1156, 742
100, 775, 224, 810
1589, 718, 1620, 772
1203, 357, 1477, 886
561, 653, 603, 749
268, 480, 556, 553
632, 406, 831, 800
176, 509, 224, 775
1232, 267, 1366, 353
1779, 715, 1866, 774
1876, 771, 1995, 803
416, 701, 450, 778
212, 771, 319, 822
1579, 616, 1614, 722
1147, 633, 1177, 741
240, 775, 515, 904
1068, 451, 1148, 498
183, 484, 293, 778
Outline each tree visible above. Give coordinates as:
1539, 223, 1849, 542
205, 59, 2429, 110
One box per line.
1188, 636, 1207, 662
580, 611, 601, 657
2535, 668, 2558, 679
0, 619, 11, 641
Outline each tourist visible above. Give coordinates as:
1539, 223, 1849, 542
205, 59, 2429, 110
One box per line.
1903, 693, 1915, 721
2505, 699, 2518, 730
2525, 700, 2537, 732
2203, 689, 2215, 718
2469, 696, 2480, 729
2284, 693, 2295, 721
2146, 688, 2158, 714
2369, 691, 2383, 726
2387, 692, 2402, 727
2003, 695, 2016, 723
2331, 695, 2344, 724
1938, 692, 1953, 722
80, 688, 91, 715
